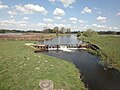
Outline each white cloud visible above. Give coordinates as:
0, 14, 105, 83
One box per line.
54, 23, 65, 27
10, 15, 14, 18
81, 7, 92, 14
69, 17, 78, 23
90, 24, 119, 31
15, 4, 48, 15
0, 19, 43, 31
0, 19, 29, 30
55, 16, 62, 20
117, 12, 120, 16
96, 16, 107, 22
53, 8, 65, 19
43, 18, 54, 23
38, 23, 46, 27
0, 19, 28, 25
79, 20, 87, 23
0, 4, 9, 9
60, 0, 75, 8
23, 17, 29, 20
8, 11, 17, 15
48, 0, 56, 3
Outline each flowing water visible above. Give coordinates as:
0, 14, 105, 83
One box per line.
38, 35, 120, 90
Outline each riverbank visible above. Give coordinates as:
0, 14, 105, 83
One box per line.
0, 33, 69, 41
78, 35, 120, 71
0, 40, 85, 90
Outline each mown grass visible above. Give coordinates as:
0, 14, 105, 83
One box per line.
79, 35, 120, 70
0, 40, 85, 90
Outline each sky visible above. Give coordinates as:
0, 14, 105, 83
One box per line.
0, 0, 120, 31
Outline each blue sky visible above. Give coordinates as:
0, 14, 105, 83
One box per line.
0, 0, 120, 31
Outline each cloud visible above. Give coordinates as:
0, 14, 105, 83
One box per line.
96, 16, 107, 22
0, 19, 42, 31
15, 4, 48, 15
23, 17, 29, 20
0, 19, 29, 30
53, 8, 65, 19
43, 18, 54, 23
8, 11, 17, 15
48, 0, 56, 3
10, 15, 14, 18
60, 0, 75, 8
0, 4, 9, 9
69, 17, 78, 23
0, 19, 28, 25
117, 12, 120, 16
54, 16, 62, 20
91, 24, 119, 31
54, 23, 65, 27
81, 7, 92, 14
79, 20, 87, 23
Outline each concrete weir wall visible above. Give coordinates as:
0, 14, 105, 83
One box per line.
30, 44, 89, 52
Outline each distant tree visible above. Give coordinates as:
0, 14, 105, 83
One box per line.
53, 26, 59, 35
83, 29, 98, 37
60, 27, 65, 34
66, 28, 71, 33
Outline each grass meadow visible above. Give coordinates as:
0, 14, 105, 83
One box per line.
80, 35, 120, 70
0, 40, 85, 90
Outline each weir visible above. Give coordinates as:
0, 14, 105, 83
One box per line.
31, 44, 88, 52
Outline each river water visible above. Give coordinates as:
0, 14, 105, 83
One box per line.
39, 35, 120, 90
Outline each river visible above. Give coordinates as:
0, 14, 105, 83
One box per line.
38, 35, 120, 90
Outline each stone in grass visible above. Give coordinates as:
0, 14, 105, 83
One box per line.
39, 80, 53, 90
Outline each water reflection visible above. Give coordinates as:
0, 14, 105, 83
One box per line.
38, 35, 82, 45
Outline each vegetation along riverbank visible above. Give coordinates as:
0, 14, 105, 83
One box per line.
0, 40, 85, 90
0, 33, 69, 41
78, 29, 120, 71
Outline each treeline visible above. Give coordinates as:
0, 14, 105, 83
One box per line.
43, 27, 71, 34
72, 31, 120, 35
0, 29, 120, 35
0, 29, 43, 33
0, 26, 71, 34
97, 31, 120, 35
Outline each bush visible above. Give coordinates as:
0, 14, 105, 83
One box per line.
77, 31, 81, 37
83, 29, 98, 37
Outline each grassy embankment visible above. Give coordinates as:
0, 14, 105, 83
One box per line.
0, 40, 85, 90
79, 35, 120, 70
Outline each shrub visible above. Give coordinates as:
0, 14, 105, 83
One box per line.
83, 29, 98, 37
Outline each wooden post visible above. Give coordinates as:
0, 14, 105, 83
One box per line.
39, 80, 53, 90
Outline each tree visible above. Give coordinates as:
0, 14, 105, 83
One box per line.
66, 28, 71, 33
60, 27, 65, 34
53, 26, 59, 35
83, 29, 98, 37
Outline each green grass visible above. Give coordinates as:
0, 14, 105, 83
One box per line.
0, 40, 85, 90
79, 35, 120, 70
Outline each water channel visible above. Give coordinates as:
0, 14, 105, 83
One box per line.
38, 35, 120, 90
